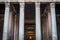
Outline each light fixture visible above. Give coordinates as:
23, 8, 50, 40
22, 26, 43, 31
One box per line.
29, 36, 32, 39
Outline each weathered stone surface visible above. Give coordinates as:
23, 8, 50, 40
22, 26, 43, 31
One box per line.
0, 0, 60, 2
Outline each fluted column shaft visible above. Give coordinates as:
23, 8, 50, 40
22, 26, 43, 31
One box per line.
35, 2, 41, 40
19, 3, 25, 40
3, 3, 10, 40
50, 3, 57, 40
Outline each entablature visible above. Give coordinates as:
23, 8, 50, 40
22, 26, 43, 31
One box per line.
0, 0, 60, 2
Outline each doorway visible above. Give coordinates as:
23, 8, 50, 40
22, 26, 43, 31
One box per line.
24, 2, 35, 40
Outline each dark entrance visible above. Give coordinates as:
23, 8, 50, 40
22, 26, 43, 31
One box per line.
55, 3, 60, 40
0, 3, 5, 40
24, 2, 35, 40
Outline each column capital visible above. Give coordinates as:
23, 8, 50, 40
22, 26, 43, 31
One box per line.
19, 3, 25, 8
50, 3, 55, 8
5, 3, 10, 7
35, 2, 40, 7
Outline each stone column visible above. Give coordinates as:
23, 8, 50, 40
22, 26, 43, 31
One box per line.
19, 3, 25, 40
2, 3, 10, 40
48, 10, 52, 40
35, 2, 41, 40
50, 3, 57, 40
7, 11, 13, 40
14, 15, 19, 40
14, 15, 17, 40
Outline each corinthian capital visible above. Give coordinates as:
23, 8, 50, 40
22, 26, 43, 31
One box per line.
50, 3, 55, 8
20, 2, 25, 8
35, 2, 40, 8
5, 3, 10, 7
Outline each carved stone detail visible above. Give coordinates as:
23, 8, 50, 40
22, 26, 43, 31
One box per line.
5, 3, 10, 7
35, 2, 40, 8
20, 3, 25, 8
50, 3, 55, 8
